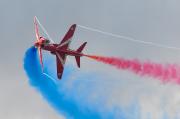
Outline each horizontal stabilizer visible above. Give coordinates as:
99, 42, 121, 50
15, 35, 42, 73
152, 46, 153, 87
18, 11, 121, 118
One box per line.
75, 56, 80, 68
77, 42, 87, 53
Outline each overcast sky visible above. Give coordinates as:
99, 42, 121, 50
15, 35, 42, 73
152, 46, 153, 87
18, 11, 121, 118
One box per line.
1, 0, 180, 119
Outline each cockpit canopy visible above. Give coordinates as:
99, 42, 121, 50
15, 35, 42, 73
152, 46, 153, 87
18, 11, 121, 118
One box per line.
45, 39, 50, 44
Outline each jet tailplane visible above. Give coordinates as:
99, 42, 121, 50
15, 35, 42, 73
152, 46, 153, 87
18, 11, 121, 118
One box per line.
75, 42, 87, 68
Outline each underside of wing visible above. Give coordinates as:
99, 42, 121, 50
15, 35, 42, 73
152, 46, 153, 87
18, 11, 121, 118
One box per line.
55, 52, 67, 79
57, 24, 76, 50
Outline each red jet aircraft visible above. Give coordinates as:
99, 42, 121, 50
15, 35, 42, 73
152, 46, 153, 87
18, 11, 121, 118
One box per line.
34, 16, 87, 79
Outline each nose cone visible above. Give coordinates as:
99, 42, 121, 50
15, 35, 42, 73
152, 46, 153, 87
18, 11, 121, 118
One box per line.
34, 42, 39, 47
34, 37, 45, 47
40, 37, 45, 41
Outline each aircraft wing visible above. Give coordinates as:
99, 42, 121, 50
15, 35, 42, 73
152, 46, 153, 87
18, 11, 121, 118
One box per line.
55, 52, 67, 79
57, 24, 76, 49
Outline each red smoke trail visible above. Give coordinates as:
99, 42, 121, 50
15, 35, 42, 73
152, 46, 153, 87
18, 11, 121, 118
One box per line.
85, 55, 180, 84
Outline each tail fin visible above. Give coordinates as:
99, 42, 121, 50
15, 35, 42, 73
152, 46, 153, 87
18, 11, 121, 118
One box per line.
75, 42, 87, 68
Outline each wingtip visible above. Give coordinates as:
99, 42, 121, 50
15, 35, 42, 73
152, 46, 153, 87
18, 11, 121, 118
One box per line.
71, 24, 76, 28
57, 73, 62, 79
72, 24, 76, 26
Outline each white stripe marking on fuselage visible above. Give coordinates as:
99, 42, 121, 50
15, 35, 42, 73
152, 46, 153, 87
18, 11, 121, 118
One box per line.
56, 52, 65, 66
57, 37, 72, 48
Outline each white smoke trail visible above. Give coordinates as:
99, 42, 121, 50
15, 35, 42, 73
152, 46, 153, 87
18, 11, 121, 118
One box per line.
78, 24, 180, 51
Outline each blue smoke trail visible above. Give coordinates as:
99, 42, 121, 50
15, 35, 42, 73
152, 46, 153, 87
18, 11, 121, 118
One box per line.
23, 47, 154, 119
23, 47, 101, 119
